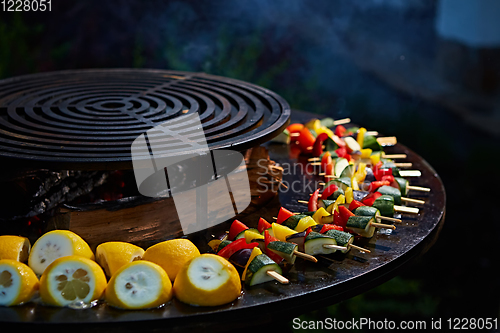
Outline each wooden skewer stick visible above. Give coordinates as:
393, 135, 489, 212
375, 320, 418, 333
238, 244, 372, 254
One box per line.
270, 165, 284, 171
323, 175, 337, 178
407, 185, 430, 192
394, 162, 412, 168
308, 157, 320, 161
298, 200, 309, 204
394, 205, 419, 214
266, 270, 289, 284
294, 250, 318, 263
333, 118, 351, 125
399, 170, 421, 177
319, 182, 326, 186
366, 131, 378, 136
376, 136, 397, 146
349, 244, 371, 253
401, 197, 425, 205
310, 162, 322, 166
383, 154, 407, 159
290, 132, 300, 137
377, 216, 402, 223
278, 181, 288, 189
370, 222, 396, 230
323, 244, 372, 254
323, 244, 348, 251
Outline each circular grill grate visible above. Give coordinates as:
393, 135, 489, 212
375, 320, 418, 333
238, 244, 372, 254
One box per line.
0, 69, 290, 170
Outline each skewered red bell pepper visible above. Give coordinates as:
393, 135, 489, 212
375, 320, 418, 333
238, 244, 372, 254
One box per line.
218, 238, 258, 259
264, 230, 280, 248
308, 188, 320, 212
287, 123, 304, 134
321, 183, 339, 200
297, 127, 316, 152
348, 200, 365, 212
264, 231, 285, 264
374, 168, 393, 181
321, 152, 335, 176
312, 132, 329, 156
335, 147, 351, 162
333, 210, 342, 226
361, 192, 383, 206
320, 224, 344, 233
228, 220, 249, 240
380, 175, 395, 183
257, 217, 272, 234
338, 206, 355, 227
367, 180, 391, 192
276, 207, 295, 225
334, 125, 346, 137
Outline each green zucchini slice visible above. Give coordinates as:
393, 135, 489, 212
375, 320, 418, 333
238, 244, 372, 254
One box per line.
282, 214, 307, 230
372, 194, 395, 217
324, 229, 354, 253
394, 177, 408, 196
267, 241, 297, 264
354, 206, 381, 220
346, 216, 376, 238
245, 254, 282, 286
304, 231, 337, 255
377, 185, 401, 205
363, 135, 382, 151
334, 158, 350, 178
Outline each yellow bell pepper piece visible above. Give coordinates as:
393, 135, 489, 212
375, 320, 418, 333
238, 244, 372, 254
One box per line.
312, 207, 330, 224
244, 229, 264, 243
357, 127, 366, 148
242, 247, 262, 281
295, 216, 318, 232
345, 187, 353, 204
354, 163, 367, 183
316, 126, 335, 139
351, 177, 359, 191
305, 119, 321, 132
271, 223, 297, 242
370, 151, 382, 165
327, 194, 345, 214
360, 148, 372, 159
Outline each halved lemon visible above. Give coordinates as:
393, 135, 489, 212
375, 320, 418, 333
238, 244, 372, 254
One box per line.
0, 259, 39, 306
142, 239, 200, 281
105, 261, 172, 309
0, 235, 31, 262
39, 255, 106, 307
173, 254, 241, 307
95, 242, 144, 278
28, 230, 94, 276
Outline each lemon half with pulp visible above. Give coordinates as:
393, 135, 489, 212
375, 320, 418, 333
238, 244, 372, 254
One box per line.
39, 255, 106, 307
0, 259, 39, 306
105, 260, 172, 309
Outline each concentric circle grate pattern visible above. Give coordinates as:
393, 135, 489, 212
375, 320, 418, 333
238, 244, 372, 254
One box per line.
0, 69, 290, 170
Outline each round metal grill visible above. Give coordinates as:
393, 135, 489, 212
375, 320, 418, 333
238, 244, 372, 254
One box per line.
0, 69, 290, 170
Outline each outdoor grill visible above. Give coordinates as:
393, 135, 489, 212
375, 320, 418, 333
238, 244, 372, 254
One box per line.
0, 69, 445, 331
0, 69, 290, 170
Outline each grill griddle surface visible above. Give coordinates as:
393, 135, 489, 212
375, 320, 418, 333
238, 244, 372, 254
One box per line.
0, 69, 290, 170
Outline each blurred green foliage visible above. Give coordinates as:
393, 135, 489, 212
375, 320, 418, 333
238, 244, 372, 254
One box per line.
0, 13, 43, 79
291, 275, 438, 332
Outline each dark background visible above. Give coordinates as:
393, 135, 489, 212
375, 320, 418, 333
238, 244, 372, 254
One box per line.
1, 0, 498, 331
